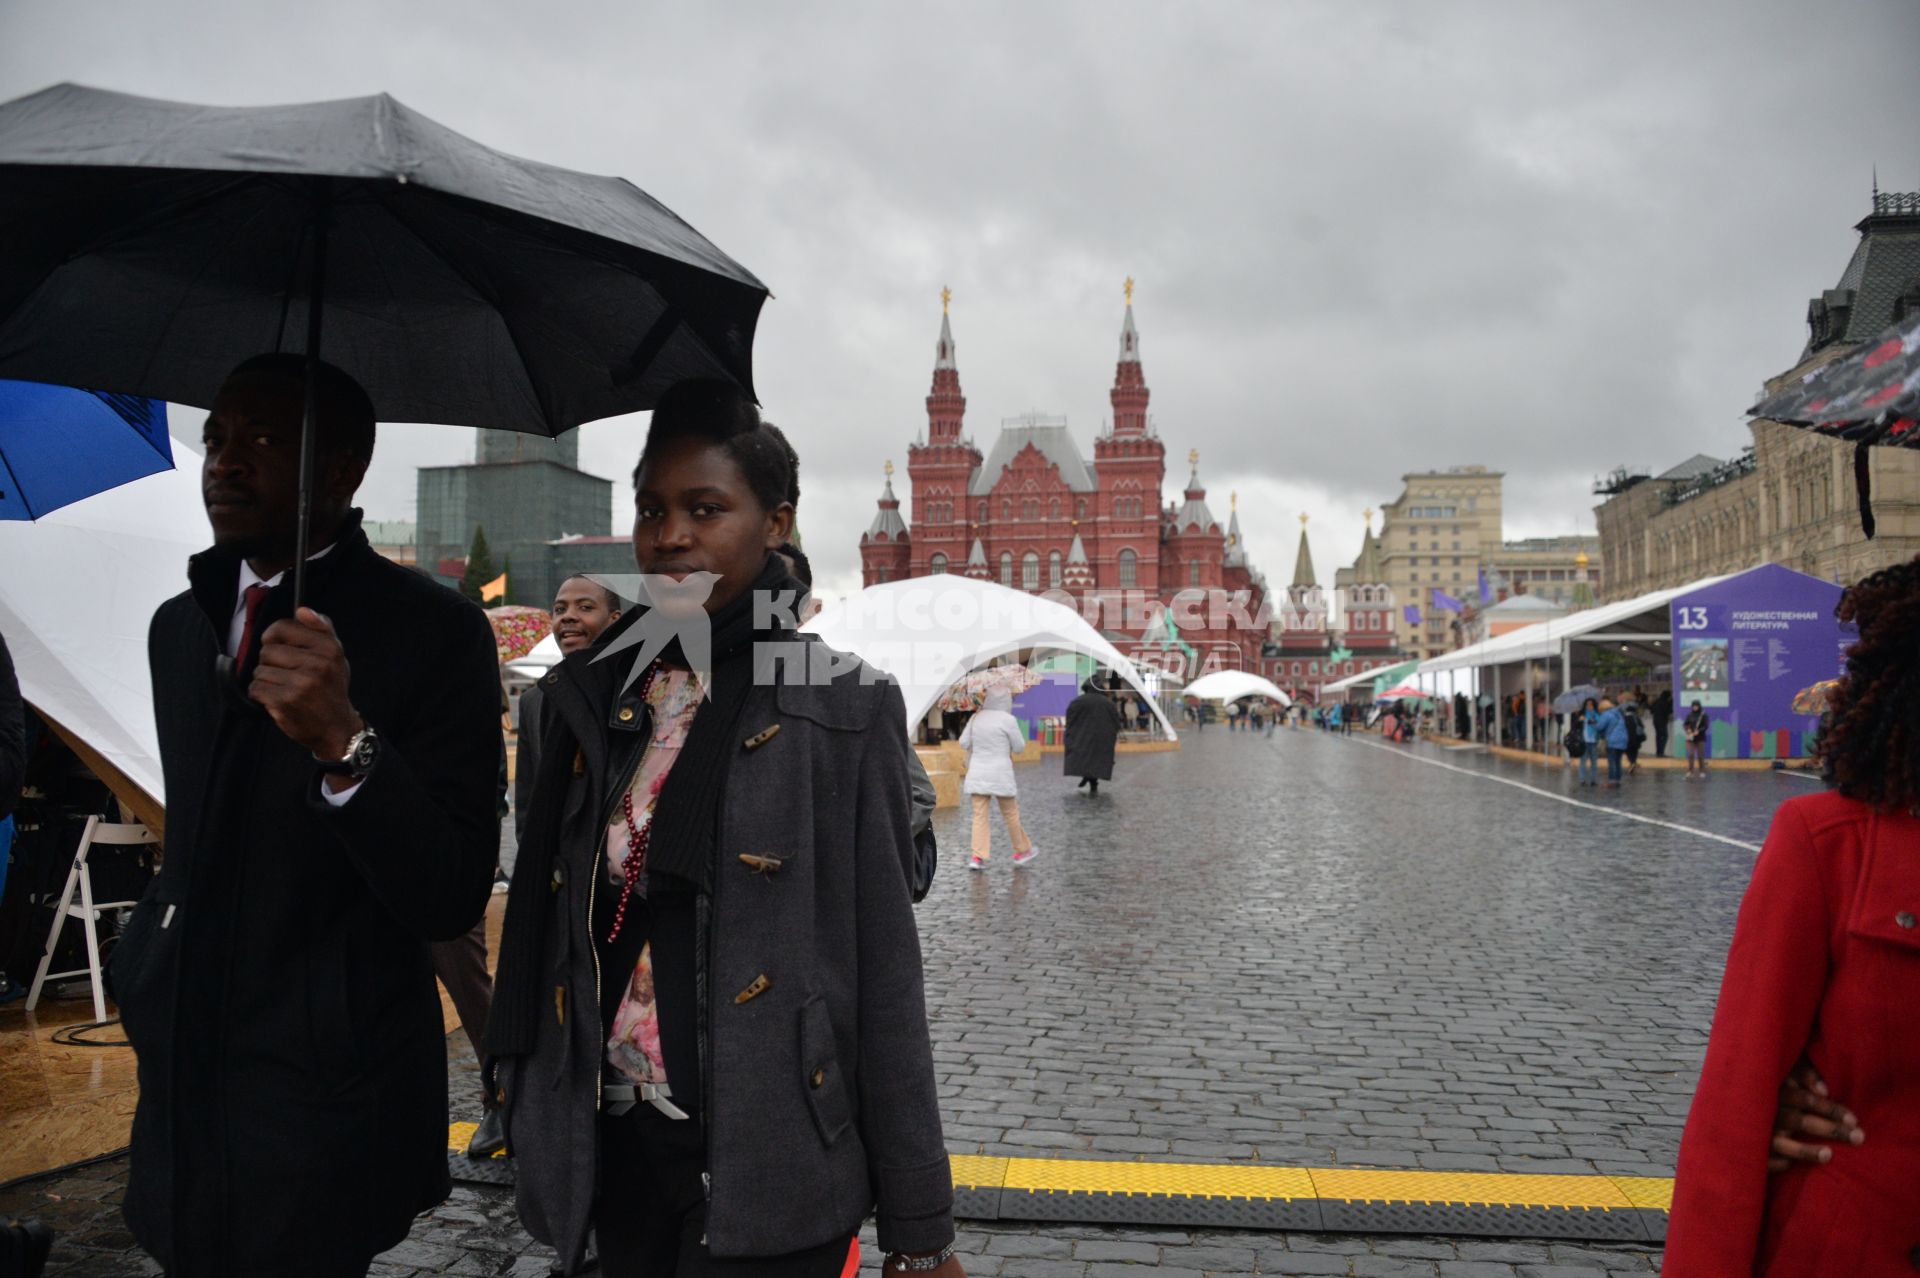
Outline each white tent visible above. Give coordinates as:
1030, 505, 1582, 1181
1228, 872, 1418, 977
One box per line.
804, 575, 1179, 740
0, 440, 209, 811
1181, 670, 1292, 707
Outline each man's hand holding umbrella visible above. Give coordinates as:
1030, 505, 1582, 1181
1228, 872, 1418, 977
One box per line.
251, 607, 363, 792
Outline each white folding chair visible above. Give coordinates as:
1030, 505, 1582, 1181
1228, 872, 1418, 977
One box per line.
25, 817, 157, 1023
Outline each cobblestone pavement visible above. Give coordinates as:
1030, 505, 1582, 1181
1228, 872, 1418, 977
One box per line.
7, 728, 1796, 1273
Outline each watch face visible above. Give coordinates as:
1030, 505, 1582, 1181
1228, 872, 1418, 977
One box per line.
350, 732, 378, 771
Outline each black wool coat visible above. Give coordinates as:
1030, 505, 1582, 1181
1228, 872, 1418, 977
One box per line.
111, 515, 501, 1276
1062, 690, 1124, 781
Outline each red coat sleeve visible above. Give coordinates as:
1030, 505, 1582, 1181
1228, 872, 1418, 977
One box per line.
1664, 801, 1833, 1276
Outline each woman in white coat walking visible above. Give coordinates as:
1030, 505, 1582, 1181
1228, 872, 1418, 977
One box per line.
959, 685, 1039, 871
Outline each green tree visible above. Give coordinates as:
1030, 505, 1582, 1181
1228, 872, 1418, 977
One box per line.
461, 525, 498, 603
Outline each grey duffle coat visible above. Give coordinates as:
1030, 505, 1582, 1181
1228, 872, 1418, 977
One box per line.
500, 633, 953, 1270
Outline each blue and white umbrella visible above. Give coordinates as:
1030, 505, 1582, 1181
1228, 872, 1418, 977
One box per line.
0, 380, 171, 520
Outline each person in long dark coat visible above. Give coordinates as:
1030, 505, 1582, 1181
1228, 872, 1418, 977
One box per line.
1063, 678, 1124, 794
488, 382, 955, 1277
111, 355, 500, 1277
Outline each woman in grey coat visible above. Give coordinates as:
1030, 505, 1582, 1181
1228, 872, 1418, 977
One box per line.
488, 383, 959, 1277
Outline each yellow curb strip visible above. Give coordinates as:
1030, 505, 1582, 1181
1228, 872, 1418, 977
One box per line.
445, 1127, 1674, 1214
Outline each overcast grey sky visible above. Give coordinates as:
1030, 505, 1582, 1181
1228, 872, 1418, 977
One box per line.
5, 0, 1915, 602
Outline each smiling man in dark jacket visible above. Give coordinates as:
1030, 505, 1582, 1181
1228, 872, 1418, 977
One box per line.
111, 354, 500, 1277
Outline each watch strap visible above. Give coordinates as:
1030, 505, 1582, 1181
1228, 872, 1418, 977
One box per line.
890, 1243, 955, 1272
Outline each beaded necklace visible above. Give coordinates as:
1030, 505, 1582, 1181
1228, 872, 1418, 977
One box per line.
607, 662, 663, 943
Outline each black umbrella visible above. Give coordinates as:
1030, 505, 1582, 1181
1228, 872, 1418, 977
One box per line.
0, 83, 769, 597
1748, 309, 1920, 538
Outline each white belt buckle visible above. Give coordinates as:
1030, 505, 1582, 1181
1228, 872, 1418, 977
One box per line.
604, 1080, 690, 1121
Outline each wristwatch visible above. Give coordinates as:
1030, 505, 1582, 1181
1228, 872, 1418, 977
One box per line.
317, 724, 380, 779
890, 1243, 955, 1272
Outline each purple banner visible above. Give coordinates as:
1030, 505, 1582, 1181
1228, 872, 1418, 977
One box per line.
1669, 564, 1850, 760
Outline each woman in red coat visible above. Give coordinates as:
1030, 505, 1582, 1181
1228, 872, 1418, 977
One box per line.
1665, 557, 1920, 1275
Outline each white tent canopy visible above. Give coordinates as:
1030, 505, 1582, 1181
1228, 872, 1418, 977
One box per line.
1181, 670, 1292, 707
1414, 571, 1734, 676
804, 576, 1179, 740
0, 440, 209, 807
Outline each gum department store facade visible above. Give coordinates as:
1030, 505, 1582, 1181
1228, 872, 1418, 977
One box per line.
858, 289, 1405, 697
1596, 190, 1920, 598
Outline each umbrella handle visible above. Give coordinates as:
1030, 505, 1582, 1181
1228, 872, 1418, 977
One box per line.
292, 191, 333, 606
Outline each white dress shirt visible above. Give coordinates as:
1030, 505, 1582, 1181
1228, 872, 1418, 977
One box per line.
229, 547, 361, 806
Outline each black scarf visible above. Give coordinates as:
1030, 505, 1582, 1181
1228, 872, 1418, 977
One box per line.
487, 555, 800, 1066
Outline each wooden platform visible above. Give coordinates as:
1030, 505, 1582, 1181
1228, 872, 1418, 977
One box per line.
0, 894, 508, 1183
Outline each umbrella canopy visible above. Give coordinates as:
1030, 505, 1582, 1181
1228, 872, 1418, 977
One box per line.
936, 665, 1042, 713
0, 84, 768, 434
1551, 683, 1605, 714
1378, 684, 1433, 703
504, 632, 563, 682
1751, 310, 1920, 441
0, 379, 170, 519
485, 605, 551, 664
1749, 309, 1920, 535
1791, 679, 1841, 716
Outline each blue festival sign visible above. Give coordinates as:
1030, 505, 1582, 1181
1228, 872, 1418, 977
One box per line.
1668, 564, 1852, 760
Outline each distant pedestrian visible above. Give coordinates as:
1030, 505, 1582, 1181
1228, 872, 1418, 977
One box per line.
962, 685, 1038, 869
1664, 557, 1920, 1274
1652, 688, 1674, 759
1574, 697, 1601, 785
1621, 695, 1646, 774
1267, 702, 1280, 736
1328, 702, 1343, 734
1064, 679, 1124, 796
1596, 697, 1628, 787
1684, 700, 1710, 778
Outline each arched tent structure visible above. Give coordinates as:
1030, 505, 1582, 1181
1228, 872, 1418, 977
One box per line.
1182, 670, 1292, 708
0, 437, 205, 830
804, 575, 1179, 741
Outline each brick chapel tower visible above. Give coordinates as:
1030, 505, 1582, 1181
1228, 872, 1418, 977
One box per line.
905, 289, 981, 576
1339, 510, 1399, 659
859, 462, 912, 586
1272, 515, 1332, 698
1093, 279, 1165, 596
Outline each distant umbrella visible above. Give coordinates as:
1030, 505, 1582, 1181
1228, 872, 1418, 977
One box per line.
1791, 679, 1841, 716
1551, 684, 1605, 714
0, 380, 169, 520
938, 665, 1042, 713
1377, 684, 1433, 703
485, 606, 552, 664
1749, 309, 1920, 537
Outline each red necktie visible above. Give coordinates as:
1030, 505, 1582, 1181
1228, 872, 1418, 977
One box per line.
234, 582, 271, 669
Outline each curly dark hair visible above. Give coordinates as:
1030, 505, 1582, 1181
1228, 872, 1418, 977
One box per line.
631, 379, 794, 514
1817, 555, 1920, 809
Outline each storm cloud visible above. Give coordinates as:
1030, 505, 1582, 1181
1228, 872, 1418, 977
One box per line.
4, 0, 1914, 599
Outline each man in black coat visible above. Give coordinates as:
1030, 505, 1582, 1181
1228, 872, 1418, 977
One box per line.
110, 354, 500, 1276
1063, 678, 1125, 795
